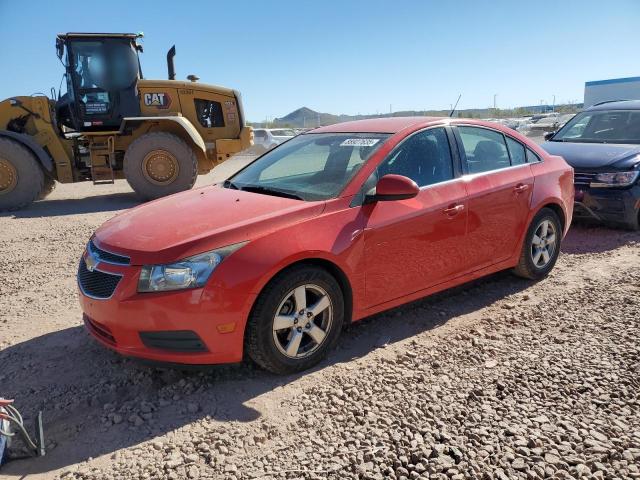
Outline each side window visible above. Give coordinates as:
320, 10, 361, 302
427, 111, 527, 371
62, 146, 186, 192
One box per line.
526, 148, 541, 163
505, 137, 526, 165
458, 126, 510, 174
194, 99, 225, 128
254, 130, 266, 140
378, 128, 453, 187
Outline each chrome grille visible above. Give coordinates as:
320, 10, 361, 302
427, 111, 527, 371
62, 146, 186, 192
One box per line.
78, 258, 122, 299
89, 240, 130, 265
574, 171, 597, 187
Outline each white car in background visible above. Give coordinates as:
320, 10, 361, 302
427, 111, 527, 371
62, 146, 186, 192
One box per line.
253, 128, 296, 149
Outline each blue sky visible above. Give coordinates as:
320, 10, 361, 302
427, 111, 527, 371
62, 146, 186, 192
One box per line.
0, 0, 638, 121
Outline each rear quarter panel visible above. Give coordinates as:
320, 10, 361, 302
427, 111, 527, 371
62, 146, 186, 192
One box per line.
529, 155, 574, 236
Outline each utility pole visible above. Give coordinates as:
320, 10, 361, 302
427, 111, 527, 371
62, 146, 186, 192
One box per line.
389, 104, 392, 115
493, 94, 497, 110
552, 95, 556, 112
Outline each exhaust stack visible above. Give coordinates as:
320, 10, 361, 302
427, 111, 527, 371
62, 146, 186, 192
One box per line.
167, 45, 176, 80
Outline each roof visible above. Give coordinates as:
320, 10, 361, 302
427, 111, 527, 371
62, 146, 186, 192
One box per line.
306, 117, 539, 151
585, 76, 640, 87
312, 116, 446, 134
57, 32, 142, 40
587, 100, 640, 111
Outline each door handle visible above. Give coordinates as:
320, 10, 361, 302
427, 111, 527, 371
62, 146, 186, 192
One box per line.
443, 204, 465, 216
514, 184, 530, 193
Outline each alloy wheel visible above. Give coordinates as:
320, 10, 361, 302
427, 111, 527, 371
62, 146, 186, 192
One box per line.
272, 284, 333, 359
530, 219, 557, 268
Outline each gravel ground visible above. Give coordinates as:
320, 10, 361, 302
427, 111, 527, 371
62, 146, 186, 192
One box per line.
0, 156, 638, 480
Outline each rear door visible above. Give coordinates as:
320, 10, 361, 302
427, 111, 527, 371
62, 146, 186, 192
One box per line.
363, 127, 468, 307
453, 126, 534, 270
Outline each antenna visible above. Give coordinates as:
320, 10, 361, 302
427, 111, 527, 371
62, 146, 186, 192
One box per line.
449, 94, 462, 117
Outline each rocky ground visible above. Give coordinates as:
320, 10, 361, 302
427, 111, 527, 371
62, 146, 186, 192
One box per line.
0, 156, 638, 479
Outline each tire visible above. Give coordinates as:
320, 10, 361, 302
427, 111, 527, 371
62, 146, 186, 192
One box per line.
37, 175, 56, 200
512, 207, 562, 280
626, 210, 640, 231
245, 265, 345, 374
124, 132, 197, 200
0, 138, 44, 212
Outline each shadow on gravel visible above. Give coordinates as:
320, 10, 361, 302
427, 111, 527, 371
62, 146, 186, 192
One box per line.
0, 268, 532, 476
1, 192, 140, 219
562, 222, 638, 255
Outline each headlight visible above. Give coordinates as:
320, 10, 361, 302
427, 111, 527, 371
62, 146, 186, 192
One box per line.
590, 171, 640, 188
137, 242, 247, 292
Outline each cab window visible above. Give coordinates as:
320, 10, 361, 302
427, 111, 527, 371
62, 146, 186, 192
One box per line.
194, 99, 225, 128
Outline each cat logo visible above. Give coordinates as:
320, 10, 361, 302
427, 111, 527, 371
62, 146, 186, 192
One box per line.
143, 92, 171, 109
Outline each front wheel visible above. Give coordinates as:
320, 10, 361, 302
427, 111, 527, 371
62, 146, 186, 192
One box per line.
512, 208, 562, 280
124, 132, 198, 200
245, 266, 344, 374
0, 138, 44, 212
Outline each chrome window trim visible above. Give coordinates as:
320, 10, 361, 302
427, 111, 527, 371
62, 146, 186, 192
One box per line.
459, 161, 532, 181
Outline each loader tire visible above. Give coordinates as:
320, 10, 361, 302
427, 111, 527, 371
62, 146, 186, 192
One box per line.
0, 138, 44, 212
124, 132, 198, 201
37, 175, 56, 200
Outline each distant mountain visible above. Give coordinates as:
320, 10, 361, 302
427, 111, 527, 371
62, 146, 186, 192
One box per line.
252, 104, 582, 128
274, 107, 343, 128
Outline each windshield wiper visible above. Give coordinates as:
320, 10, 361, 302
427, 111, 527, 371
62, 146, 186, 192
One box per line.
241, 185, 304, 200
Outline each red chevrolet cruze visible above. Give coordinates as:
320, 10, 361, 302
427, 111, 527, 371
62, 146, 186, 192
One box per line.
79, 118, 573, 374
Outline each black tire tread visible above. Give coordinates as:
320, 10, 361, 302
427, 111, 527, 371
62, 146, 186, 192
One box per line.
245, 265, 344, 374
0, 137, 45, 212
123, 132, 198, 200
513, 207, 562, 280
37, 175, 56, 200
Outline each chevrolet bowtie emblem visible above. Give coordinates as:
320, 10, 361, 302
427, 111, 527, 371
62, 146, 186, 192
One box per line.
85, 251, 99, 272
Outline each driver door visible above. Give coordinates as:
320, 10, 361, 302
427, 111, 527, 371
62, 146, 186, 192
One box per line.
362, 127, 468, 307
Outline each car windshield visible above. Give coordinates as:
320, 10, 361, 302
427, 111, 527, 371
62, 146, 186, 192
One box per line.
552, 110, 640, 144
227, 133, 390, 201
271, 129, 296, 137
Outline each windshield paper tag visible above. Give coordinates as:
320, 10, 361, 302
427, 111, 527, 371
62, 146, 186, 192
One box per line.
340, 138, 380, 147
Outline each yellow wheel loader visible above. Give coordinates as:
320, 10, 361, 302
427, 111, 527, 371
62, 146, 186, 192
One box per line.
0, 33, 252, 211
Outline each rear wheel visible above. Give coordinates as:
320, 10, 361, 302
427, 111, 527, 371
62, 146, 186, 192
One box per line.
0, 138, 44, 212
245, 266, 344, 374
124, 132, 198, 200
512, 208, 562, 280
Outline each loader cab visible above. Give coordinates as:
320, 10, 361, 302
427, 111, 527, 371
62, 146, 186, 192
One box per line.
55, 33, 143, 132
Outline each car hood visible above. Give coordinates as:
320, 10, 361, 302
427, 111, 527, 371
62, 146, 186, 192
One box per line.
93, 185, 325, 265
542, 141, 640, 170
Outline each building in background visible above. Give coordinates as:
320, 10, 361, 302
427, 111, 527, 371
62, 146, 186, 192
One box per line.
584, 76, 640, 107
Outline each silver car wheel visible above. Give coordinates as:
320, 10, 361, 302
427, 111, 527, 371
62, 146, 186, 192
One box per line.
530, 219, 557, 268
272, 284, 333, 359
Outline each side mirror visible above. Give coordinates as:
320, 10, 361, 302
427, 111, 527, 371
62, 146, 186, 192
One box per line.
366, 174, 419, 203
544, 131, 556, 141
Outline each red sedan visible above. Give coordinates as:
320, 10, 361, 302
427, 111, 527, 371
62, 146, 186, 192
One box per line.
79, 117, 573, 374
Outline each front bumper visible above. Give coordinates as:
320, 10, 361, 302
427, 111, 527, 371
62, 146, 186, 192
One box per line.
573, 184, 640, 228
78, 260, 257, 365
